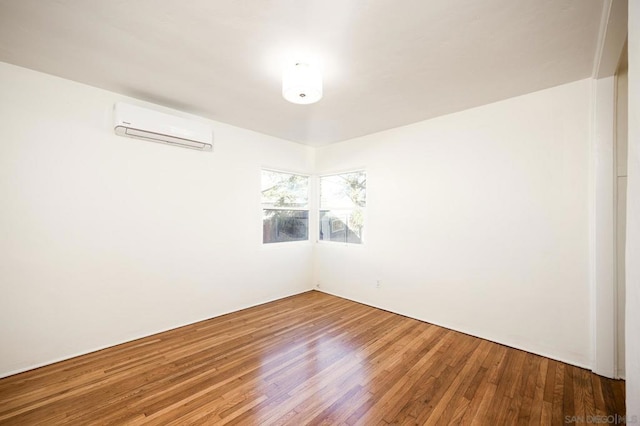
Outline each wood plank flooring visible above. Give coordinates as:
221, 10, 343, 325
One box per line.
0, 291, 625, 425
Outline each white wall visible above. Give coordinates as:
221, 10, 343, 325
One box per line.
625, 0, 640, 419
0, 61, 314, 378
615, 59, 627, 380
591, 76, 617, 377
314, 79, 593, 367
0, 58, 626, 383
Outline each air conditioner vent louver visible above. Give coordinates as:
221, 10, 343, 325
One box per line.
113, 102, 213, 152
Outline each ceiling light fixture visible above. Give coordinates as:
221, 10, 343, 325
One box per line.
282, 62, 322, 105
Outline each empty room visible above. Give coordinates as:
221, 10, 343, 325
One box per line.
0, 0, 638, 424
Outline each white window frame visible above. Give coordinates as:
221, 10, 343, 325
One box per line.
318, 169, 367, 245
261, 168, 310, 245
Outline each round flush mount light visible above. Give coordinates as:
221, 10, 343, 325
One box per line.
282, 62, 323, 104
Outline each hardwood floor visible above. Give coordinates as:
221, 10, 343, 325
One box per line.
0, 291, 625, 425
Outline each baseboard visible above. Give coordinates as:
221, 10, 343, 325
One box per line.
313, 288, 593, 372
0, 289, 312, 379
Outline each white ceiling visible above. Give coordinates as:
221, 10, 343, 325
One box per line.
0, 0, 605, 146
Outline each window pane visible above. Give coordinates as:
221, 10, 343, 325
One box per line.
320, 171, 366, 208
319, 209, 364, 244
261, 170, 309, 208
263, 210, 309, 244
319, 171, 366, 245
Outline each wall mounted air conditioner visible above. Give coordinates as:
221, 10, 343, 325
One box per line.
113, 102, 213, 151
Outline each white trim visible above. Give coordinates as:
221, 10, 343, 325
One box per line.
625, 2, 640, 417
588, 79, 597, 371
318, 167, 367, 179
264, 207, 309, 211
315, 239, 366, 248
591, 76, 617, 378
613, 53, 628, 380
613, 72, 621, 377
593, 0, 629, 79
261, 166, 311, 178
313, 289, 592, 371
589, 0, 629, 381
260, 239, 311, 249
593, 0, 613, 78
589, 77, 597, 373
260, 168, 311, 245
318, 169, 367, 245
0, 289, 311, 379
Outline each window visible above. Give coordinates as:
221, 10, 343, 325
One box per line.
261, 169, 309, 244
319, 170, 366, 244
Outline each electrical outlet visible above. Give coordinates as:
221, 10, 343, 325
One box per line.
316, 282, 321, 289
376, 280, 381, 289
